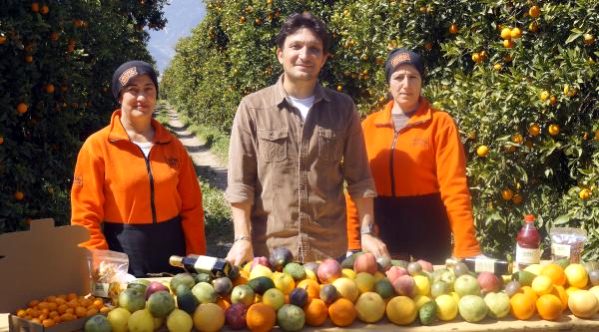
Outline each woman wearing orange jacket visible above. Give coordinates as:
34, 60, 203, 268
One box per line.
346, 49, 481, 263
71, 61, 206, 276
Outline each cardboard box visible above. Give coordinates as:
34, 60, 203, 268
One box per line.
0, 219, 91, 332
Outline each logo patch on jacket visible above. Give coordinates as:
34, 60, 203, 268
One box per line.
73, 175, 83, 187
411, 137, 429, 148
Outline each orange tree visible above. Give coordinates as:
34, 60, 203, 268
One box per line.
163, 0, 598, 260
0, 0, 167, 232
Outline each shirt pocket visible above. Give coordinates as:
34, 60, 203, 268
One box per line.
258, 129, 288, 163
318, 128, 342, 163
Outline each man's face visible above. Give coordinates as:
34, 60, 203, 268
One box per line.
277, 27, 327, 83
388, 64, 422, 112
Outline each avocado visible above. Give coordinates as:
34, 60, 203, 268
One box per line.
248, 276, 275, 295
419, 300, 437, 325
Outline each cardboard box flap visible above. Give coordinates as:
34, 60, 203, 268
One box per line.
0, 219, 90, 313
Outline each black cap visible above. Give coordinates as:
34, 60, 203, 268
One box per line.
111, 60, 159, 99
384, 48, 425, 82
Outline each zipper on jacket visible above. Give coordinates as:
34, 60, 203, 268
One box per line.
389, 131, 400, 197
136, 145, 157, 224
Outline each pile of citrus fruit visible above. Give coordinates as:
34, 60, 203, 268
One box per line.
14, 249, 599, 331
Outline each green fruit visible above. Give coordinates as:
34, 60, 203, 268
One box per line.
248, 276, 275, 295
85, 314, 112, 332
166, 309, 193, 332
118, 288, 146, 313
191, 282, 217, 304
194, 273, 212, 284
431, 281, 450, 298
391, 259, 409, 268
512, 270, 535, 286
418, 300, 437, 325
283, 262, 306, 281
171, 273, 196, 293
176, 288, 198, 315
147, 291, 176, 318
374, 279, 395, 299
458, 295, 488, 323
341, 252, 360, 269
277, 304, 305, 331
128, 279, 150, 293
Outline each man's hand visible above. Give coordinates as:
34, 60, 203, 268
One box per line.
361, 233, 390, 258
225, 239, 254, 267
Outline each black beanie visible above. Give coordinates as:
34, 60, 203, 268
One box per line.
112, 60, 159, 99
384, 48, 425, 83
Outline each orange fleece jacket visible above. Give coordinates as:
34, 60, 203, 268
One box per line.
347, 99, 481, 258
71, 110, 206, 255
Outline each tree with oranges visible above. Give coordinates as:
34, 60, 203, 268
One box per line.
0, 1, 167, 232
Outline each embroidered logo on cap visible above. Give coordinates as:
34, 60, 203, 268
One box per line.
119, 67, 138, 86
391, 52, 412, 67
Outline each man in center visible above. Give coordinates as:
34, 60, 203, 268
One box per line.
225, 12, 389, 265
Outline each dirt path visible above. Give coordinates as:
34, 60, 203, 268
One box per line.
163, 107, 228, 190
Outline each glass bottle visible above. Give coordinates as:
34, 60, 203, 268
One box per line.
169, 254, 232, 278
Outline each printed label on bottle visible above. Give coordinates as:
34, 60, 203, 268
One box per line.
474, 258, 496, 273
552, 243, 571, 258
194, 255, 218, 273
516, 244, 541, 264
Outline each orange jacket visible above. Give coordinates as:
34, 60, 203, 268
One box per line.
71, 110, 206, 255
347, 99, 480, 258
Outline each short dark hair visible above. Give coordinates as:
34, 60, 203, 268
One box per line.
275, 12, 331, 53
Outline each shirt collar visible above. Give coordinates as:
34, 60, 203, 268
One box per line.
274, 74, 331, 108
374, 97, 432, 128
108, 110, 171, 144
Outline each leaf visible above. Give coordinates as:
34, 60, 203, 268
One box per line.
565, 32, 583, 45
553, 215, 571, 226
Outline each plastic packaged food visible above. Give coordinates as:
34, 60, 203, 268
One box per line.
550, 227, 587, 263
87, 249, 132, 301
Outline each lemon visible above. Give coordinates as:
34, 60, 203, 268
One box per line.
565, 264, 589, 289
531, 275, 554, 296
166, 309, 193, 332
249, 264, 273, 280
435, 294, 458, 321
413, 275, 431, 296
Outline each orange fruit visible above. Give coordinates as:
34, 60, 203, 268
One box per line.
529, 5, 541, 18
449, 24, 459, 34
532, 275, 554, 296
500, 27, 512, 40
17, 102, 28, 114
246, 303, 276, 332
501, 188, 514, 201
510, 292, 536, 320
510, 27, 522, 39
521, 286, 538, 303
503, 39, 514, 48
540, 263, 567, 286
31, 2, 40, 13
476, 145, 489, 157
511, 193, 523, 205
303, 298, 328, 327
579, 188, 592, 201
216, 297, 231, 311
536, 294, 563, 321
551, 285, 569, 310
328, 298, 357, 327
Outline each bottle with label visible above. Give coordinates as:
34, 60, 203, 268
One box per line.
445, 257, 511, 276
515, 214, 541, 271
169, 254, 232, 278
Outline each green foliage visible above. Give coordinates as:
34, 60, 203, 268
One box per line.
0, 0, 167, 232
163, 0, 598, 259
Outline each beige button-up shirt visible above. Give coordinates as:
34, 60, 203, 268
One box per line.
225, 76, 376, 262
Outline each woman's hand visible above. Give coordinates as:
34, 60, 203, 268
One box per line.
361, 233, 390, 258
225, 239, 254, 267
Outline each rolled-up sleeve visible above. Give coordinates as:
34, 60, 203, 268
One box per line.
343, 108, 377, 199
225, 99, 258, 205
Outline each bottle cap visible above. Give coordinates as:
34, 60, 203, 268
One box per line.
169, 255, 183, 267
524, 214, 536, 223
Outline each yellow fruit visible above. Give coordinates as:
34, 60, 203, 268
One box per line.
166, 309, 193, 332
568, 290, 599, 318
354, 272, 376, 294
579, 188, 592, 201
476, 145, 489, 157
529, 21, 539, 33
272, 272, 295, 295
564, 264, 588, 289
503, 39, 514, 48
193, 303, 224, 332
413, 275, 431, 297
332, 277, 359, 303
435, 294, 458, 321
510, 27, 522, 39
512, 133, 524, 144
107, 308, 131, 332
249, 264, 273, 280
472, 53, 481, 63
386, 296, 417, 325
500, 27, 512, 40
583, 34, 595, 46
529, 5, 541, 18
355, 292, 386, 323
531, 275, 554, 296
493, 63, 502, 71
341, 268, 356, 280
540, 90, 550, 101
413, 295, 432, 310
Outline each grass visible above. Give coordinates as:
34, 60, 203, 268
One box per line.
155, 101, 233, 258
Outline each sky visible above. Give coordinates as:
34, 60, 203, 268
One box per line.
147, 0, 206, 76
